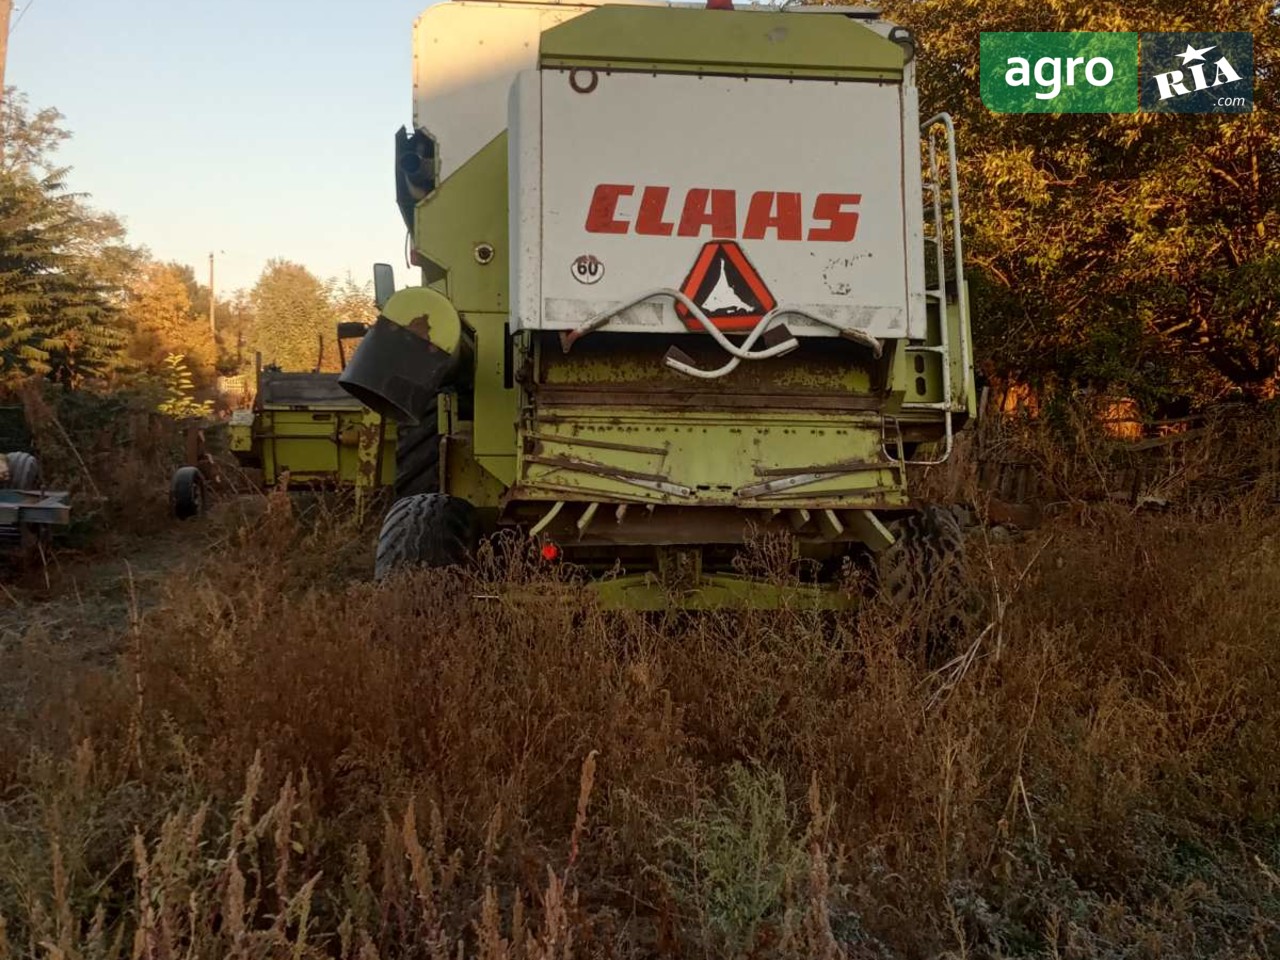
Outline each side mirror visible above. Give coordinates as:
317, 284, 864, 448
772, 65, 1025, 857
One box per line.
373, 263, 396, 310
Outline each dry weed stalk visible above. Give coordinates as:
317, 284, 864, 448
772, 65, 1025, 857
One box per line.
925, 530, 1052, 709
568, 750, 598, 869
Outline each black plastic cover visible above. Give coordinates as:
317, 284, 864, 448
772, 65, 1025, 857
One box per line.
338, 316, 458, 425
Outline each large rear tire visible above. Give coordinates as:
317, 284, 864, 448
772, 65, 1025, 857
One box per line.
877, 506, 964, 605
394, 409, 440, 500
877, 505, 969, 659
5, 451, 41, 489
375, 493, 477, 580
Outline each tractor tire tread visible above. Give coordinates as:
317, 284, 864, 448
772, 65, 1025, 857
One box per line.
877, 504, 968, 620
171, 466, 207, 521
394, 414, 441, 500
375, 493, 477, 580
5, 451, 41, 490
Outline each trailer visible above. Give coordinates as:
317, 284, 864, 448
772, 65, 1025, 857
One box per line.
171, 325, 399, 518
0, 451, 69, 564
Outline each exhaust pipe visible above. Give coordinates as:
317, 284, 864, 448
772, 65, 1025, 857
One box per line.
394, 126, 437, 229
399, 149, 434, 200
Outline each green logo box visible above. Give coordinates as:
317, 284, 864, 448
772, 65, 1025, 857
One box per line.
980, 32, 1138, 113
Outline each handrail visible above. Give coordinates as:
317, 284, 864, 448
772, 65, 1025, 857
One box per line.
892, 111, 970, 466
922, 112, 971, 398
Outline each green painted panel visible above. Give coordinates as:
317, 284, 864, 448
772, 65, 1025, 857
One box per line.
469, 577, 855, 611
591, 573, 856, 611
417, 133, 509, 314
467, 311, 518, 485
892, 294, 975, 420
413, 131, 518, 488
541, 339, 878, 394
381, 286, 464, 355
250, 409, 395, 488
443, 430, 509, 509
518, 408, 906, 509
540, 8, 904, 80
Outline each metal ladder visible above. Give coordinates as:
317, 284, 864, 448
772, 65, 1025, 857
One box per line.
895, 113, 971, 466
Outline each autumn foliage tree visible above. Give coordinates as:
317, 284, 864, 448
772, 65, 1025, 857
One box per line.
250, 259, 338, 372
881, 0, 1280, 407
124, 261, 218, 383
329, 275, 378, 331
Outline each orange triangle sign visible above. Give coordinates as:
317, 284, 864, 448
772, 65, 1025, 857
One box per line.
676, 241, 776, 333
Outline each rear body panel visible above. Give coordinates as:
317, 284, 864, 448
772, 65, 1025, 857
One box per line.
513, 333, 904, 510
512, 18, 926, 340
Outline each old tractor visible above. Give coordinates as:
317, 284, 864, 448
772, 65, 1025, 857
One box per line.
339, 0, 975, 606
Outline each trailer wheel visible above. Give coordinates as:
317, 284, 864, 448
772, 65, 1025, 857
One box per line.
5, 451, 41, 489
394, 410, 441, 499
375, 493, 477, 580
877, 505, 969, 657
171, 466, 207, 520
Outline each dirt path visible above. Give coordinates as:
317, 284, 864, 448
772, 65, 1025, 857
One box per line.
0, 494, 272, 668
1, 528, 201, 661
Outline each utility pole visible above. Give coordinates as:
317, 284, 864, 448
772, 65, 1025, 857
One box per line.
0, 0, 14, 109
208, 251, 216, 336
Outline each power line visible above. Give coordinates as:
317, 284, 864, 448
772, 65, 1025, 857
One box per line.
10, 0, 38, 32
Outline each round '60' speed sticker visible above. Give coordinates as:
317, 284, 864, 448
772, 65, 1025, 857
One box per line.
571, 254, 604, 285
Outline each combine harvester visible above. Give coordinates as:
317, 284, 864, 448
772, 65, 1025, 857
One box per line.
340, 0, 975, 606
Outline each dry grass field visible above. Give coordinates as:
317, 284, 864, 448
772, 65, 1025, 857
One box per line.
1, 412, 1279, 959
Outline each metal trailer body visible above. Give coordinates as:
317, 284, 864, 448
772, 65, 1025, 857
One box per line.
223, 324, 399, 494
228, 372, 397, 490
0, 489, 70, 526
0, 450, 68, 562
341, 0, 975, 605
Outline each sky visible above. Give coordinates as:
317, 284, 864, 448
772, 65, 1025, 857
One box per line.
7, 0, 433, 295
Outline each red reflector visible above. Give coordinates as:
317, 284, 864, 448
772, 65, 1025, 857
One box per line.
540, 543, 561, 561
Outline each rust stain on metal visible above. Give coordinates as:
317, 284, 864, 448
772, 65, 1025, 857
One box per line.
523, 430, 667, 456
356, 421, 382, 484
752, 458, 886, 477
405, 313, 433, 340
524, 454, 686, 490
533, 386, 883, 412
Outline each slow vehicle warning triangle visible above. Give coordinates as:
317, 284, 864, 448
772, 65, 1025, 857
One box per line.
676, 241, 776, 333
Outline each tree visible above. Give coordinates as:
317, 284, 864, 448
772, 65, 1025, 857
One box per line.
0, 89, 139, 388
169, 261, 241, 369
881, 0, 1280, 406
125, 261, 217, 383
250, 259, 337, 372
215, 289, 255, 375
329, 275, 377, 330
